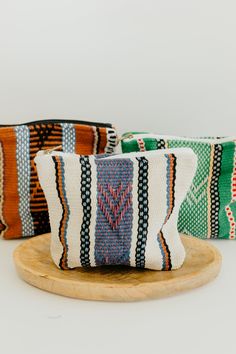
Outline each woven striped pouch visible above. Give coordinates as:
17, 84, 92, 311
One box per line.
0, 119, 117, 239
35, 148, 197, 270
121, 132, 236, 239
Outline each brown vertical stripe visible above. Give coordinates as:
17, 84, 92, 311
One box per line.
75, 125, 94, 155
164, 153, 176, 224
98, 127, 107, 154
0, 143, 7, 237
158, 231, 172, 271
1, 128, 22, 239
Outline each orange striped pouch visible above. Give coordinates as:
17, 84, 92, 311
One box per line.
0, 119, 117, 239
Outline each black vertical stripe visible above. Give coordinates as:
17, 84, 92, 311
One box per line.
80, 156, 92, 267
210, 144, 223, 238
156, 139, 166, 150
96, 127, 101, 154
52, 156, 68, 270
159, 231, 172, 271
135, 157, 149, 268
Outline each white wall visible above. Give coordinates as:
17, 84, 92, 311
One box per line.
0, 0, 235, 136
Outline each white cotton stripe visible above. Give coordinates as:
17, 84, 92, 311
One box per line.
144, 156, 166, 270
92, 127, 98, 155
162, 153, 197, 269
129, 158, 139, 267
154, 155, 168, 230
104, 128, 117, 154
63, 155, 82, 268
88, 157, 97, 266
161, 212, 185, 269
35, 155, 63, 267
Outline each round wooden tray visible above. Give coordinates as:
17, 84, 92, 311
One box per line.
13, 234, 221, 302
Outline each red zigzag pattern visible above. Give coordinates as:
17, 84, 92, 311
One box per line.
98, 183, 132, 230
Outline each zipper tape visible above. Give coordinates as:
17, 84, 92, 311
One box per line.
0, 119, 113, 128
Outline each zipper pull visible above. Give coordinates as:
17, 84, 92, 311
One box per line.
42, 145, 63, 155
118, 133, 134, 143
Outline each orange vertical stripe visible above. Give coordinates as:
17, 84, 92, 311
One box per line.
1, 128, 22, 239
53, 156, 69, 269
75, 125, 94, 155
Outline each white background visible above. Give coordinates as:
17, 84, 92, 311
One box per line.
0, 1, 236, 354
0, 0, 235, 135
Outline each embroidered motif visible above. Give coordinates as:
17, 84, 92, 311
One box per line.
185, 176, 208, 206
97, 183, 132, 230
95, 159, 133, 266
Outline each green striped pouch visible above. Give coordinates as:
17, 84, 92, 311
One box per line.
121, 132, 236, 240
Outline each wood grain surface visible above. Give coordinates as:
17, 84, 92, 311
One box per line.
13, 234, 222, 302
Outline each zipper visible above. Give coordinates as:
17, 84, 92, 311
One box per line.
43, 145, 63, 154
122, 133, 235, 144
0, 118, 112, 128
41, 145, 194, 159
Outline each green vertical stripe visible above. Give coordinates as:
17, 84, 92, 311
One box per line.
143, 138, 160, 150
122, 133, 236, 239
219, 142, 235, 239
168, 139, 210, 238
121, 139, 140, 153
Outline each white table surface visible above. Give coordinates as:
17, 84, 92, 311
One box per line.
0, 237, 235, 354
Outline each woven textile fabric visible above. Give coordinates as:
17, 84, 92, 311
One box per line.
121, 133, 236, 239
0, 121, 117, 239
35, 148, 197, 270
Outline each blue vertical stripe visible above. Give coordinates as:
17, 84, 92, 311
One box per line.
61, 123, 76, 153
165, 154, 171, 216
15, 126, 34, 236
95, 159, 133, 266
